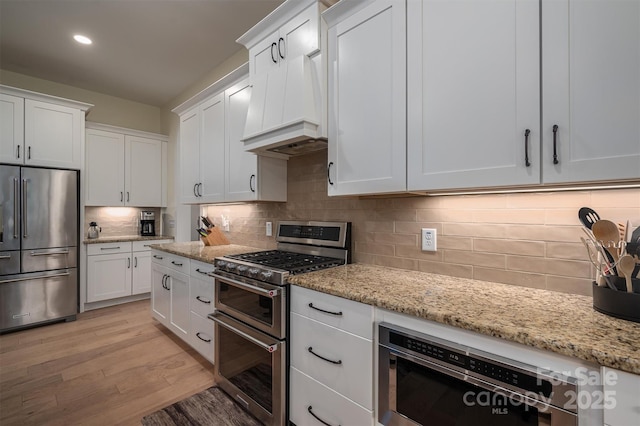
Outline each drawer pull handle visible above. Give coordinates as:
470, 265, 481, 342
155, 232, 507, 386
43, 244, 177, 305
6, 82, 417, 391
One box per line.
153, 255, 163, 259
195, 268, 213, 275
524, 129, 531, 167
100, 246, 121, 251
552, 124, 559, 164
308, 347, 342, 365
196, 296, 211, 304
307, 406, 340, 426
196, 332, 211, 343
171, 261, 183, 266
308, 303, 342, 316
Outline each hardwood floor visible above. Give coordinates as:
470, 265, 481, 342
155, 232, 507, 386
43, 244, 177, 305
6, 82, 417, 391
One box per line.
0, 300, 215, 426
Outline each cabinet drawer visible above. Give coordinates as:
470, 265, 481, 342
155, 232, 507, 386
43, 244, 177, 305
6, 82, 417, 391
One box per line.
87, 242, 132, 256
151, 250, 168, 266
164, 253, 189, 273
190, 276, 214, 318
132, 239, 172, 252
190, 259, 215, 279
290, 312, 373, 410
190, 312, 214, 363
291, 285, 373, 339
290, 367, 373, 426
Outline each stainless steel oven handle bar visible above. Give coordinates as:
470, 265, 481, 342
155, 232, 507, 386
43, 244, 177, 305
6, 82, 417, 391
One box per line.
213, 274, 280, 297
209, 314, 280, 353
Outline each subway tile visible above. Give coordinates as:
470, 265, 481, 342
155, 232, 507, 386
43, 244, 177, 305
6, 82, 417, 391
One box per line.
546, 276, 592, 297
417, 260, 473, 278
590, 188, 640, 208
472, 209, 546, 224
438, 236, 473, 251
416, 209, 473, 223
545, 242, 589, 261
505, 191, 591, 209
394, 221, 443, 234
373, 255, 419, 271
506, 256, 591, 278
473, 239, 545, 257
374, 209, 417, 222
506, 225, 582, 242
395, 245, 444, 261
473, 268, 547, 290
443, 223, 509, 238
363, 221, 395, 233
354, 242, 395, 256
444, 251, 506, 269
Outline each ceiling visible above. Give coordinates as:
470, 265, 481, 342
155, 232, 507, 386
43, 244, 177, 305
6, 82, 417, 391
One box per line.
0, 0, 285, 107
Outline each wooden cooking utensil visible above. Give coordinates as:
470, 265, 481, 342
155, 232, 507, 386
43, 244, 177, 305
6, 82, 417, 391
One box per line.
592, 219, 622, 275
618, 255, 636, 293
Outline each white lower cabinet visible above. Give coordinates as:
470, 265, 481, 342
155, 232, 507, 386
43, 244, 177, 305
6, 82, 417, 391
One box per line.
87, 240, 172, 303
289, 286, 374, 424
602, 367, 640, 426
290, 367, 374, 426
151, 252, 216, 363
188, 260, 216, 362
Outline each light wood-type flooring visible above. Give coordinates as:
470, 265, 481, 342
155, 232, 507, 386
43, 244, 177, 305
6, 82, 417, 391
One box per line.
0, 300, 215, 425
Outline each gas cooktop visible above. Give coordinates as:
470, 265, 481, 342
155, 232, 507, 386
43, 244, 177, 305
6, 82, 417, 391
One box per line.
224, 250, 345, 274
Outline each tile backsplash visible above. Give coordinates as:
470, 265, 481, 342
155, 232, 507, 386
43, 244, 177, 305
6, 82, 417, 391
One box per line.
84, 207, 162, 238
204, 150, 639, 296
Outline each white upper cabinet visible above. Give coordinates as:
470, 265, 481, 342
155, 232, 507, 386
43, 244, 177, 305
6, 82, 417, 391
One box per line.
85, 124, 167, 207
0, 85, 91, 170
237, 0, 335, 155
407, 0, 540, 191
173, 64, 287, 204
0, 94, 24, 164
325, 0, 407, 196
542, 0, 640, 184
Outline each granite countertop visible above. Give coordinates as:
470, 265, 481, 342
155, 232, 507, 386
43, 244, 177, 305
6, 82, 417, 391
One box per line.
149, 241, 263, 265
287, 264, 640, 375
83, 235, 174, 244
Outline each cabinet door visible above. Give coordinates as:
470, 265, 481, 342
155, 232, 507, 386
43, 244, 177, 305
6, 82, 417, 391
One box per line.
151, 264, 170, 324
280, 3, 321, 62
85, 129, 125, 206
407, 0, 540, 191
250, 30, 281, 77
24, 99, 82, 169
327, 0, 407, 196
132, 251, 152, 294
0, 94, 24, 164
602, 367, 640, 426
87, 253, 132, 302
542, 0, 640, 184
125, 135, 163, 206
169, 271, 190, 339
179, 107, 201, 204
225, 79, 258, 202
199, 93, 226, 203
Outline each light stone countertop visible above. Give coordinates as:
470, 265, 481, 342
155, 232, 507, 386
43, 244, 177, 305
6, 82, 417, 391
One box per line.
83, 235, 174, 244
148, 241, 264, 265
287, 263, 640, 375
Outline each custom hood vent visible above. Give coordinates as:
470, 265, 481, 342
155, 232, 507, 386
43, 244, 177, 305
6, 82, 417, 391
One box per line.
237, 0, 334, 158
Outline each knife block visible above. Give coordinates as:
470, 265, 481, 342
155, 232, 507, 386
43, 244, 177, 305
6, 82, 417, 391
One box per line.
201, 226, 230, 246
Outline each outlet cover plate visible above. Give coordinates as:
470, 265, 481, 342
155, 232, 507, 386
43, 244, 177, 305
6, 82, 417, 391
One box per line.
421, 228, 437, 252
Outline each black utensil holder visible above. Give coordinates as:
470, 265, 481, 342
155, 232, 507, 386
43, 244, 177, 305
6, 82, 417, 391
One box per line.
592, 278, 640, 323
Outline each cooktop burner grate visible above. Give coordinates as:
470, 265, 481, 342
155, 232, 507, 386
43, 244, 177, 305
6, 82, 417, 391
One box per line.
224, 250, 345, 274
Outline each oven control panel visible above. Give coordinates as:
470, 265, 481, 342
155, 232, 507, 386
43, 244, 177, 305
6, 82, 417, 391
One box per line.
389, 331, 553, 397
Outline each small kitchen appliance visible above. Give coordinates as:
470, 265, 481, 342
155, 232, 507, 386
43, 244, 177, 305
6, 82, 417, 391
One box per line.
87, 222, 101, 239
209, 220, 351, 426
140, 211, 155, 236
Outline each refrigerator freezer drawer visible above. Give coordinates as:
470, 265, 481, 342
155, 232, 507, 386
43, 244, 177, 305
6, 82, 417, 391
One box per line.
0, 268, 77, 332
0, 251, 20, 275
21, 246, 77, 273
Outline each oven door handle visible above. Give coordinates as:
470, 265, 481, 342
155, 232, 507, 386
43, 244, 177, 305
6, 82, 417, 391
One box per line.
213, 274, 279, 298
209, 314, 280, 353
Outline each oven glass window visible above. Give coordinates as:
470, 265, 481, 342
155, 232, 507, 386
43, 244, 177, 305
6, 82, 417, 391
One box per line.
395, 357, 540, 426
218, 282, 273, 327
218, 324, 273, 412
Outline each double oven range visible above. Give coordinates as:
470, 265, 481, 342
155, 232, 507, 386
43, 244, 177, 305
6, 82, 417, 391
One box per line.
208, 220, 351, 425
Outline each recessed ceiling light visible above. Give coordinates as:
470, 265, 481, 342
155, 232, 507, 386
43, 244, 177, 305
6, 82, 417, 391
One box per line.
73, 34, 92, 45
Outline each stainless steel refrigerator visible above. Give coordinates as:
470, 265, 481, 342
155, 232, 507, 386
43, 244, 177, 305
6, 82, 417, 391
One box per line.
0, 165, 78, 332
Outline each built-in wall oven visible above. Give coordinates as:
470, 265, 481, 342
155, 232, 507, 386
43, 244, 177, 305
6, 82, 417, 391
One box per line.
209, 221, 351, 426
379, 324, 579, 426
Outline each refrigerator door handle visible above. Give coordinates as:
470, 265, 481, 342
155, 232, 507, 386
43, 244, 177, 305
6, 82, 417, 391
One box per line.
13, 178, 19, 239
29, 249, 70, 256
22, 178, 28, 238
0, 271, 70, 284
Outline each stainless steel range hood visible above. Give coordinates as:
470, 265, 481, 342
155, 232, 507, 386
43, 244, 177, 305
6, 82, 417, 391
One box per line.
241, 54, 327, 158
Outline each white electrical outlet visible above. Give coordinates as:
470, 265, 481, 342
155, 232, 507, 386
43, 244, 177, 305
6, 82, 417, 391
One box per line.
421, 228, 437, 252
266, 222, 273, 236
